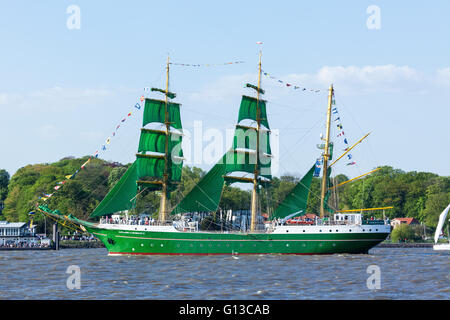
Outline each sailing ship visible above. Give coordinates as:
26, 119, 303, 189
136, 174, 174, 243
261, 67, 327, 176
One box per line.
38, 53, 391, 255
433, 204, 450, 251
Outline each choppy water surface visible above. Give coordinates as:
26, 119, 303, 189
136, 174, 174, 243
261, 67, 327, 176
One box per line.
0, 247, 448, 299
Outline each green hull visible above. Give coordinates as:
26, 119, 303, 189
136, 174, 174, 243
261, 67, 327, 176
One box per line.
85, 225, 389, 255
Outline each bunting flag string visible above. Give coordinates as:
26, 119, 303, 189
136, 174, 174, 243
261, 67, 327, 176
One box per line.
169, 61, 245, 67
38, 90, 147, 202
261, 69, 322, 93
331, 95, 356, 166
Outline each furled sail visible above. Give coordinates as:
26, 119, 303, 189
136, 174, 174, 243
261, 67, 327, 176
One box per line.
90, 161, 138, 217
271, 164, 315, 219
323, 166, 333, 213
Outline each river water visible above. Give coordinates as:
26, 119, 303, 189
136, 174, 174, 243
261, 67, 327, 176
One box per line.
0, 247, 448, 300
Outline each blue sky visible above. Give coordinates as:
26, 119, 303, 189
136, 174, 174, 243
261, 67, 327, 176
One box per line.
1, 0, 449, 180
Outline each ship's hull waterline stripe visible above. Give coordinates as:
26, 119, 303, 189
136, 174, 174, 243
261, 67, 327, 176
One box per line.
108, 252, 332, 256
113, 234, 386, 242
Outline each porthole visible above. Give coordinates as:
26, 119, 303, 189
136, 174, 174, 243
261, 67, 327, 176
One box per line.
332, 243, 336, 247
329, 230, 332, 232
141, 244, 144, 247
286, 230, 289, 233
150, 243, 154, 247
286, 244, 290, 247
177, 244, 180, 248
319, 230, 322, 232
132, 248, 135, 251
190, 244, 193, 247
319, 243, 323, 247
160, 244, 164, 247
240, 244, 243, 247
302, 244, 306, 247
336, 230, 338, 232
376, 229, 378, 231
349, 229, 352, 232
253, 244, 257, 247
303, 230, 306, 233
200, 244, 203, 247
363, 229, 365, 232
269, 244, 273, 247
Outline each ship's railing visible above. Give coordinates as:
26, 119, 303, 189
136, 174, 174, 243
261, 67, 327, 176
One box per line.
273, 218, 390, 227
99, 217, 173, 227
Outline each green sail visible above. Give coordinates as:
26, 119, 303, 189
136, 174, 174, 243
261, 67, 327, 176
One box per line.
143, 98, 182, 130
90, 161, 138, 217
137, 98, 183, 187
271, 164, 315, 219
171, 155, 227, 214
224, 124, 272, 181
238, 96, 270, 129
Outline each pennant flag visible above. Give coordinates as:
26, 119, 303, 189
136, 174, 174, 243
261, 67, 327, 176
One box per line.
116, 125, 120, 130
347, 154, 352, 159
337, 124, 343, 129
102, 145, 106, 151
343, 138, 348, 144
346, 161, 356, 166
54, 185, 61, 190
135, 103, 141, 110
93, 151, 99, 158
81, 158, 91, 169
332, 108, 338, 114
121, 118, 126, 122
140, 96, 145, 102
334, 117, 340, 122
127, 112, 132, 117
256, 41, 263, 44
106, 138, 111, 145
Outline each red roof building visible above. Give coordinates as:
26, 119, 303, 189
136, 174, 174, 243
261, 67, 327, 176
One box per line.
391, 217, 420, 228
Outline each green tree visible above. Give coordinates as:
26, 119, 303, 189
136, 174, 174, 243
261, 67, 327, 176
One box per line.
391, 224, 419, 242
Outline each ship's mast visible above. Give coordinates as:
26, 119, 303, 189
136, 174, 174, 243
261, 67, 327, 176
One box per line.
250, 50, 263, 232
159, 55, 171, 222
320, 84, 334, 218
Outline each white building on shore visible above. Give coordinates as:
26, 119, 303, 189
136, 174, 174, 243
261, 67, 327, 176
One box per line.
0, 221, 40, 246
